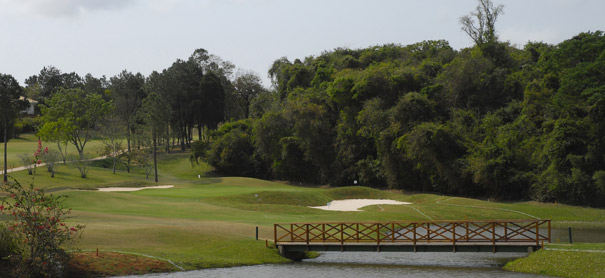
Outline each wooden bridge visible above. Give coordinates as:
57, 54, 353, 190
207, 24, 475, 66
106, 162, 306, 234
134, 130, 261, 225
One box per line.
274, 220, 551, 260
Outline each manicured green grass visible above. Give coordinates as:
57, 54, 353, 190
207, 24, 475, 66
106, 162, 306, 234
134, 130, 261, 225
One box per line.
504, 244, 605, 278
2, 133, 106, 171
2, 151, 604, 273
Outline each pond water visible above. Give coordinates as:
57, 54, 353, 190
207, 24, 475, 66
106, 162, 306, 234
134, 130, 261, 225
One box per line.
119, 252, 543, 278
116, 227, 605, 278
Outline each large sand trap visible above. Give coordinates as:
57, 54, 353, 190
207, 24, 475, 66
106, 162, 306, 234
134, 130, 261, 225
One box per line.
97, 185, 174, 192
310, 199, 412, 211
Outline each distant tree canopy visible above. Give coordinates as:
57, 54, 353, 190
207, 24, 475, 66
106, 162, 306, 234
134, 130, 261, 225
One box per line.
203, 31, 605, 207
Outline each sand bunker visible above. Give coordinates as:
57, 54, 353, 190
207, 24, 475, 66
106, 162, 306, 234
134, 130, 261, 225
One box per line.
97, 185, 174, 192
310, 199, 412, 211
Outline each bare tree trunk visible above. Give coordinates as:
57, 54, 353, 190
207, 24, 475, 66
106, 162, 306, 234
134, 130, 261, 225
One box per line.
153, 126, 158, 183
198, 124, 202, 141
180, 127, 186, 151
126, 123, 132, 173
165, 125, 170, 153
112, 139, 117, 174
3, 121, 7, 182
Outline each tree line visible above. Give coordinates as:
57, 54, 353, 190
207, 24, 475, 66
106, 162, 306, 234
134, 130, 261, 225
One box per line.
197, 32, 605, 206
1, 48, 266, 181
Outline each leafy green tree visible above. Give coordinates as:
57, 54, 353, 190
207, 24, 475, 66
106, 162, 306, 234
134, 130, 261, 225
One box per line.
206, 120, 256, 176
38, 88, 112, 161
41, 148, 61, 178
200, 71, 225, 130
145, 71, 174, 152
254, 112, 291, 165
109, 70, 146, 171
37, 121, 71, 164
0, 74, 26, 182
398, 122, 469, 193
272, 136, 319, 182
269, 58, 313, 99
234, 70, 264, 118
83, 73, 109, 100
164, 59, 202, 150
99, 112, 125, 174
139, 91, 170, 182
24, 66, 82, 106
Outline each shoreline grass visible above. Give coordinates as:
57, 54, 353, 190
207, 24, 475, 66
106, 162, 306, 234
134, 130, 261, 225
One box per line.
504, 243, 605, 278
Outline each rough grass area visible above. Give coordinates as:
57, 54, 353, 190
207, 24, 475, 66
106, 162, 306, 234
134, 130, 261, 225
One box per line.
2, 133, 106, 170
66, 251, 176, 277
504, 245, 605, 278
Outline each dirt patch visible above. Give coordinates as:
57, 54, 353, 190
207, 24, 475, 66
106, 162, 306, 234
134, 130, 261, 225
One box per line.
66, 251, 175, 277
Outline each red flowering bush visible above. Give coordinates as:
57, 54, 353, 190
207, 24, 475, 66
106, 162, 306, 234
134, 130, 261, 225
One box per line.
0, 178, 85, 277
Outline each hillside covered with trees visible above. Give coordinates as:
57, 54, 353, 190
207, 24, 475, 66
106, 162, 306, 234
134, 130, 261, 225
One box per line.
200, 30, 605, 207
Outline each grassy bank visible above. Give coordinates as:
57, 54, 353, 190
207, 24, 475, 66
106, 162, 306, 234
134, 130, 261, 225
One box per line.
504, 243, 605, 278
2, 149, 605, 275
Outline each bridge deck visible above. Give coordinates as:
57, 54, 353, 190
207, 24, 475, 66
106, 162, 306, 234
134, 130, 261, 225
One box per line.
274, 220, 551, 258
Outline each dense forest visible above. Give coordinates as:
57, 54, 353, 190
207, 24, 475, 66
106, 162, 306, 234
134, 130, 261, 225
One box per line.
197, 30, 605, 207
2, 2, 604, 207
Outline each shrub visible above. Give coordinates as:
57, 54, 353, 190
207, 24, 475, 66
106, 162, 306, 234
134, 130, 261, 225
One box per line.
0, 179, 84, 277
0, 223, 20, 259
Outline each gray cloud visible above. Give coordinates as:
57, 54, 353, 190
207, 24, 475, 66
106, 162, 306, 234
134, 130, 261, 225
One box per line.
1, 0, 138, 17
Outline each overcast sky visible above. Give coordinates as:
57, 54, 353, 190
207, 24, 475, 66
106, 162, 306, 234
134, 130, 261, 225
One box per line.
0, 0, 603, 87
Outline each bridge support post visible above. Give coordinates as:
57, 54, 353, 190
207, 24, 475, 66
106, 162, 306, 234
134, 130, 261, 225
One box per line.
277, 246, 306, 261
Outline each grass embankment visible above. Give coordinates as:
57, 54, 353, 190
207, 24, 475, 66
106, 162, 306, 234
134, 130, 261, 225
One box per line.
504, 243, 605, 278
2, 143, 605, 276
67, 251, 176, 277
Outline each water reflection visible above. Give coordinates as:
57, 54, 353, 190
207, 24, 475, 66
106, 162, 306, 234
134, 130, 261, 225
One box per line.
120, 252, 544, 278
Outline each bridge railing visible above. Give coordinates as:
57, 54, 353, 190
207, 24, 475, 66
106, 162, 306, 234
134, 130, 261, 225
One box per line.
274, 220, 551, 246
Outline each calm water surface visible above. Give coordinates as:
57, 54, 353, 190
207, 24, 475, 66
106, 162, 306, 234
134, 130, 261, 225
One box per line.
119, 252, 545, 278
117, 228, 605, 278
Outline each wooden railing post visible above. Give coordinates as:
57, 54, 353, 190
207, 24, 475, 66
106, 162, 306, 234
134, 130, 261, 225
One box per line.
290, 224, 294, 242
452, 222, 456, 253
322, 224, 325, 242
535, 221, 539, 246
356, 223, 360, 242
427, 222, 431, 242
465, 221, 469, 241
492, 222, 496, 253
502, 222, 507, 242
413, 222, 417, 252
274, 224, 277, 245
306, 224, 309, 245
547, 219, 550, 243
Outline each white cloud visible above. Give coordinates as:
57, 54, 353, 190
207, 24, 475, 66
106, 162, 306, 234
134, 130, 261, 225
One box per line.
0, 0, 137, 17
